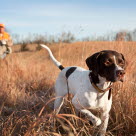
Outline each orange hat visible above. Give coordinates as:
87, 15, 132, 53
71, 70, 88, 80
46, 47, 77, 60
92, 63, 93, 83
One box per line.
0, 24, 5, 28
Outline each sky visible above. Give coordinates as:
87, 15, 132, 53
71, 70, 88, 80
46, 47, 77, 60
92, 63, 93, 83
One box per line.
0, 0, 136, 39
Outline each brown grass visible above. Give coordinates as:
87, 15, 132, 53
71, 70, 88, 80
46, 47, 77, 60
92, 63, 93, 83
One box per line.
0, 41, 135, 136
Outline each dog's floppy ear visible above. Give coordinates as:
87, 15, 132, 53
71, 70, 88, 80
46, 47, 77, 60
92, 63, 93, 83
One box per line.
86, 52, 101, 75
120, 53, 127, 69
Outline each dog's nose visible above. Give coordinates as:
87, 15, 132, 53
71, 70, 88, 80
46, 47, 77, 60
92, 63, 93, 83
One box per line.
116, 70, 125, 76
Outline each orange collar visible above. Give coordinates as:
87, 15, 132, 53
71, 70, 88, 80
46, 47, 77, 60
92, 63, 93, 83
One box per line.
91, 82, 113, 93
89, 72, 113, 100
91, 82, 113, 100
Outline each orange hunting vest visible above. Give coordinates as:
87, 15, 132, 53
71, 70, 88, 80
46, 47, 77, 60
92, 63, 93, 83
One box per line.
0, 32, 11, 40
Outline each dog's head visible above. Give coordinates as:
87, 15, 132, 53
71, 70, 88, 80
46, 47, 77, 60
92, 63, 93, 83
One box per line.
86, 50, 127, 82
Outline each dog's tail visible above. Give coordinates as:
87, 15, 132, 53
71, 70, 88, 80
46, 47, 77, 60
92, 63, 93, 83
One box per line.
40, 44, 64, 70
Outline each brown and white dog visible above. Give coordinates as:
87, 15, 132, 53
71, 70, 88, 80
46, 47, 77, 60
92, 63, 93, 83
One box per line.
41, 44, 127, 136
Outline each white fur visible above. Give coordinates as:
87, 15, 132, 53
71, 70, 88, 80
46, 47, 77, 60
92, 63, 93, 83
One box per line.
113, 55, 124, 81
113, 55, 124, 71
40, 44, 61, 67
41, 44, 113, 136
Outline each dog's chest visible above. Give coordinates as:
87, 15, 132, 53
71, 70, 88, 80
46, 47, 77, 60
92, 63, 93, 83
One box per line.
82, 90, 112, 111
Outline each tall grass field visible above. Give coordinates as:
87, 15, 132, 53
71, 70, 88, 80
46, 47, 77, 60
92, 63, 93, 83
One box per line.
0, 41, 135, 136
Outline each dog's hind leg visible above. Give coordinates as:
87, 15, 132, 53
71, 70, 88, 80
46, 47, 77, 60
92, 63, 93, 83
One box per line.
54, 96, 64, 114
54, 75, 68, 114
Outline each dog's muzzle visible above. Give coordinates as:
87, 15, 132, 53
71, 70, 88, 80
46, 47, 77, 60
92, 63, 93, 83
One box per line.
116, 70, 125, 82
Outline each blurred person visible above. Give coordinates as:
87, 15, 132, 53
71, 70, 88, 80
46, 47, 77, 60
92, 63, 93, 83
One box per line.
0, 23, 13, 57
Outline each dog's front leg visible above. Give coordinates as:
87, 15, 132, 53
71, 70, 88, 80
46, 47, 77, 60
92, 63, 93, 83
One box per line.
80, 109, 102, 126
72, 95, 102, 126
98, 112, 109, 136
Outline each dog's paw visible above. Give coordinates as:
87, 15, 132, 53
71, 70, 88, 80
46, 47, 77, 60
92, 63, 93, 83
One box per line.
89, 118, 101, 126
92, 118, 101, 126
95, 118, 102, 126
89, 118, 102, 126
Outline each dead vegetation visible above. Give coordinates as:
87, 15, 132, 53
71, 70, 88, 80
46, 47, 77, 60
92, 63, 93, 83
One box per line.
0, 41, 135, 136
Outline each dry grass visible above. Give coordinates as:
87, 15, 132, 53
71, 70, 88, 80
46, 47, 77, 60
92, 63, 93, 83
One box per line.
0, 41, 135, 136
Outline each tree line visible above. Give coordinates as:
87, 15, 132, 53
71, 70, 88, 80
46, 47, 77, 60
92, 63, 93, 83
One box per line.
11, 29, 136, 45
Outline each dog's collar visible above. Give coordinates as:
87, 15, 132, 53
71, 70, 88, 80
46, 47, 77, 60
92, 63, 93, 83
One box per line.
91, 82, 113, 93
89, 72, 113, 100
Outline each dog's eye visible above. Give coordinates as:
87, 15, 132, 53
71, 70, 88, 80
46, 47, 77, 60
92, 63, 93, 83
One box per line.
104, 60, 111, 65
118, 59, 124, 65
104, 59, 112, 66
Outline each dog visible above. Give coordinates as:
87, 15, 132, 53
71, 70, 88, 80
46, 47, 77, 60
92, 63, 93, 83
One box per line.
41, 44, 127, 136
